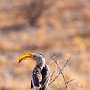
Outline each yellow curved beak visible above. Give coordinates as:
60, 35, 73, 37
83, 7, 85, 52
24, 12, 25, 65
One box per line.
18, 53, 33, 63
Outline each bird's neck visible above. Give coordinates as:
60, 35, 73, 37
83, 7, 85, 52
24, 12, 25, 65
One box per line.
36, 58, 45, 69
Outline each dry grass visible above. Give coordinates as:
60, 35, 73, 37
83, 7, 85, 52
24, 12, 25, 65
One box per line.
0, 0, 90, 90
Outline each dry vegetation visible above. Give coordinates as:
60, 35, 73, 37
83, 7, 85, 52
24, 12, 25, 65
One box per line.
0, 0, 90, 90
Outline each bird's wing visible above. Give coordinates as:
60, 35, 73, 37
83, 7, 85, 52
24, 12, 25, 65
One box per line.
31, 66, 42, 89
40, 65, 50, 90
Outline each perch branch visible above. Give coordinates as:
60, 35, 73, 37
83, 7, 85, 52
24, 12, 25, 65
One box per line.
48, 57, 73, 90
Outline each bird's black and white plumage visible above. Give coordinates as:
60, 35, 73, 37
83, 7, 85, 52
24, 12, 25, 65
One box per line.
31, 53, 50, 90
31, 65, 50, 90
19, 53, 50, 90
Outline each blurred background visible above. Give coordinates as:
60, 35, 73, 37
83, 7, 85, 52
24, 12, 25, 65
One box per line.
0, 0, 90, 90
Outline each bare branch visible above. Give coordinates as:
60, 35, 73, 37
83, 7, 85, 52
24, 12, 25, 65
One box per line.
48, 56, 72, 90
49, 57, 63, 85
61, 57, 71, 71
49, 56, 58, 81
50, 65, 58, 81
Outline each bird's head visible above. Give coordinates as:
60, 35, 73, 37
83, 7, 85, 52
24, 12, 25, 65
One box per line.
19, 53, 45, 67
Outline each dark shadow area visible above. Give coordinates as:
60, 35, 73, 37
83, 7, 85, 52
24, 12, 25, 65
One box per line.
18, 0, 49, 26
0, 24, 26, 32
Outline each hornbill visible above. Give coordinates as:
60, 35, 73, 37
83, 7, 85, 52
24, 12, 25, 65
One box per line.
19, 53, 50, 90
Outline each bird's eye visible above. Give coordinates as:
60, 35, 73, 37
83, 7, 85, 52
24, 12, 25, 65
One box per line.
33, 55, 36, 58
39, 54, 42, 55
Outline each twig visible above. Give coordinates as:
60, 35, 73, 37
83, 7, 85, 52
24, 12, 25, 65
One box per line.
48, 57, 72, 90
61, 57, 71, 71
50, 65, 58, 81
49, 57, 68, 90
50, 59, 58, 81
66, 79, 75, 84
49, 57, 63, 85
